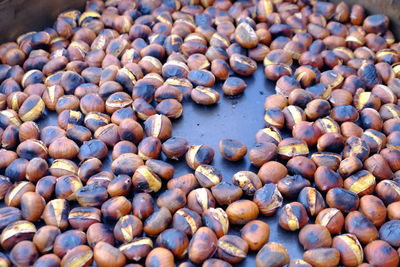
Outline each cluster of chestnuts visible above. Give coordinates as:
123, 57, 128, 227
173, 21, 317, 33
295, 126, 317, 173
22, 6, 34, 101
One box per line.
0, 0, 399, 266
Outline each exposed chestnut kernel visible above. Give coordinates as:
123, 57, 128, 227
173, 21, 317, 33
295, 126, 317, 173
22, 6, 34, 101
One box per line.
217, 235, 249, 264
315, 208, 344, 235
279, 202, 309, 231
186, 144, 215, 170
343, 170, 376, 196
332, 234, 364, 267
298, 187, 325, 216
254, 184, 283, 216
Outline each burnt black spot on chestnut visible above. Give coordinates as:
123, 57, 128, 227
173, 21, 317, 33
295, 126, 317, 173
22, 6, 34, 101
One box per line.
379, 220, 400, 247
163, 65, 187, 78
359, 114, 376, 131
327, 188, 359, 212
249, 223, 259, 232
364, 14, 389, 34
269, 24, 293, 38
278, 175, 311, 199
350, 213, 375, 229
23, 70, 44, 85
224, 77, 246, 89
132, 83, 155, 101
331, 105, 358, 122
61, 71, 84, 94
306, 83, 328, 99
358, 63, 381, 89
78, 139, 108, 161
306, 232, 322, 246
195, 147, 214, 163
66, 125, 91, 145
5, 158, 28, 183
188, 70, 215, 87
315, 101, 331, 117
319, 166, 341, 182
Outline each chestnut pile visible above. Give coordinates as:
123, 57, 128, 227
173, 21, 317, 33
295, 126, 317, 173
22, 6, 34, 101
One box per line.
0, 0, 399, 266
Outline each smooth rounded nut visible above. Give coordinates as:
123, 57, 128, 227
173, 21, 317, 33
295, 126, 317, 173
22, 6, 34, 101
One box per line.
10, 240, 38, 267
303, 248, 340, 267
145, 247, 175, 267
156, 228, 189, 259
277, 175, 311, 199
20, 192, 46, 222
298, 224, 332, 250
94, 242, 126, 267
162, 136, 188, 160
219, 138, 247, 161
0, 206, 21, 231
53, 230, 87, 257
156, 188, 186, 213
33, 254, 60, 267
364, 240, 399, 267
258, 161, 288, 184
101, 196, 132, 221
226, 200, 259, 225
379, 220, 400, 247
211, 182, 242, 206
249, 143, 278, 167
256, 242, 289, 267
234, 23, 258, 48
240, 220, 270, 251
222, 77, 247, 96
326, 188, 359, 213
359, 195, 387, 227
188, 227, 217, 264
143, 207, 172, 236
